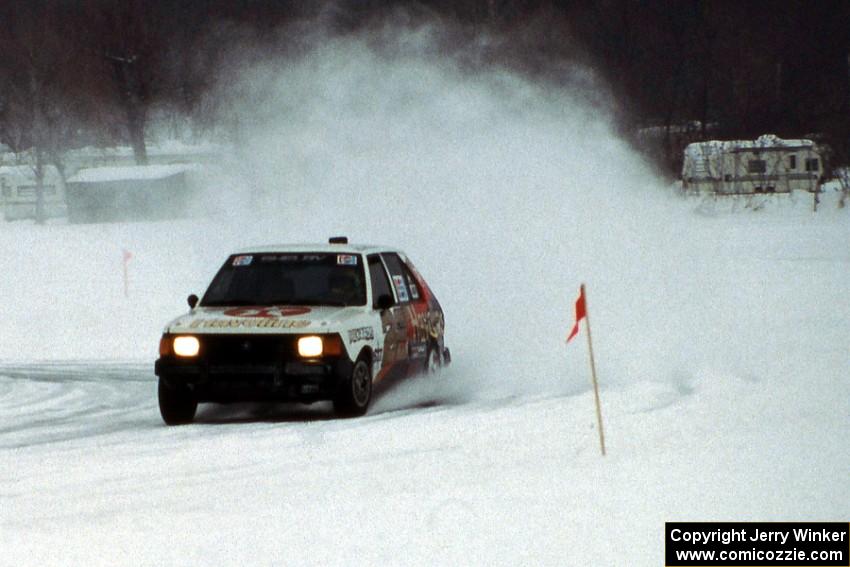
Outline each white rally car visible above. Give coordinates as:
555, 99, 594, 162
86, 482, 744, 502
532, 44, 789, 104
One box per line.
155, 238, 450, 424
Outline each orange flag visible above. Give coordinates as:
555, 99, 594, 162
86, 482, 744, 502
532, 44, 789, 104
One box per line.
566, 286, 586, 343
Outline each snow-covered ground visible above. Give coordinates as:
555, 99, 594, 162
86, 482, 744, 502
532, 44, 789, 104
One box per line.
1, 36, 849, 566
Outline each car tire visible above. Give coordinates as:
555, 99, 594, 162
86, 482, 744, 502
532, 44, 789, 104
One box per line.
333, 357, 372, 417
158, 378, 198, 425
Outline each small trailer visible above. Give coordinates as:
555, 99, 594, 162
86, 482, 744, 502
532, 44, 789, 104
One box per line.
682, 134, 824, 195
65, 164, 196, 223
0, 165, 67, 221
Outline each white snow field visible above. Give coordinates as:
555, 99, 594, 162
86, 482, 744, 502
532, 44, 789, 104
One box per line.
1, 37, 849, 566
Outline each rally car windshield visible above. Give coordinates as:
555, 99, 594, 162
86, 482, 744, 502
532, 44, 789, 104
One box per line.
201, 253, 367, 307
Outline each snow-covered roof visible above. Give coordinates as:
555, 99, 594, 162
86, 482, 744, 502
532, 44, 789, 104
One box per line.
0, 165, 61, 180
66, 141, 226, 159
67, 164, 194, 184
684, 134, 816, 158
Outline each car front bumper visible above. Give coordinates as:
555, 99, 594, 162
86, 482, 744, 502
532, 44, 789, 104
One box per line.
156, 357, 353, 402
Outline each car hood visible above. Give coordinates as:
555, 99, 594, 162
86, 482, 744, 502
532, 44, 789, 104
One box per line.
164, 305, 367, 335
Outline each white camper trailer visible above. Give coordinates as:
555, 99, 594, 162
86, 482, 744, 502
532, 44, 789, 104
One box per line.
0, 165, 67, 221
682, 134, 823, 195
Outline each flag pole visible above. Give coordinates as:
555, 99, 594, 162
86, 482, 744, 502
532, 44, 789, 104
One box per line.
122, 249, 131, 298
582, 283, 607, 456
123, 259, 129, 298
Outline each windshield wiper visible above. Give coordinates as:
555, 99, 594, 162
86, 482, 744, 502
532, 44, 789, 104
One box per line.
202, 298, 354, 308
200, 299, 259, 307
296, 299, 349, 307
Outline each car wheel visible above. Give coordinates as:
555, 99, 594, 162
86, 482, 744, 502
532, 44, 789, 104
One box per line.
334, 358, 372, 417
425, 344, 442, 375
158, 378, 198, 425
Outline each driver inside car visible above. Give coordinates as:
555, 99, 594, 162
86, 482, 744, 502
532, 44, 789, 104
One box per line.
328, 273, 362, 305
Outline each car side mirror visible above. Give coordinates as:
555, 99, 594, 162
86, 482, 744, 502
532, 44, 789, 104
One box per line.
187, 294, 199, 309
376, 294, 395, 310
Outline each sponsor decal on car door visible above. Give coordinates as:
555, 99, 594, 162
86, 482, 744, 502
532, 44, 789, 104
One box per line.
368, 254, 408, 382
403, 256, 445, 343
382, 253, 430, 365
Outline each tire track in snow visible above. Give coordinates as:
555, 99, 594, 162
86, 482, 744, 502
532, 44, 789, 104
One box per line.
0, 362, 156, 449
0, 361, 580, 452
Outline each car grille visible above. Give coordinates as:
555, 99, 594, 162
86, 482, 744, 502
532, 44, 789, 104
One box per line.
199, 334, 296, 365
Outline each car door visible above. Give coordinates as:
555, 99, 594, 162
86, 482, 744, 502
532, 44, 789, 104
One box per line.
368, 254, 408, 383
380, 252, 430, 372
398, 253, 444, 368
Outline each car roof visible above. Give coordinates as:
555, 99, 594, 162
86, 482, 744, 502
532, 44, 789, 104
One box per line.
232, 243, 403, 256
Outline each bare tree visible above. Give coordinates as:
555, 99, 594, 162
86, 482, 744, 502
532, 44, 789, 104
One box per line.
0, 2, 82, 223
85, 0, 163, 165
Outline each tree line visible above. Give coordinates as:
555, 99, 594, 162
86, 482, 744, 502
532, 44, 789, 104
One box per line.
1, 0, 849, 180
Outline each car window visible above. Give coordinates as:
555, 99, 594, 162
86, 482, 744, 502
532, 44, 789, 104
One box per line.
403, 266, 420, 301
201, 253, 366, 307
381, 253, 420, 304
368, 254, 393, 308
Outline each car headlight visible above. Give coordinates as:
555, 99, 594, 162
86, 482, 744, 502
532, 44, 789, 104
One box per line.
173, 336, 200, 357
297, 335, 344, 358
297, 336, 323, 357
